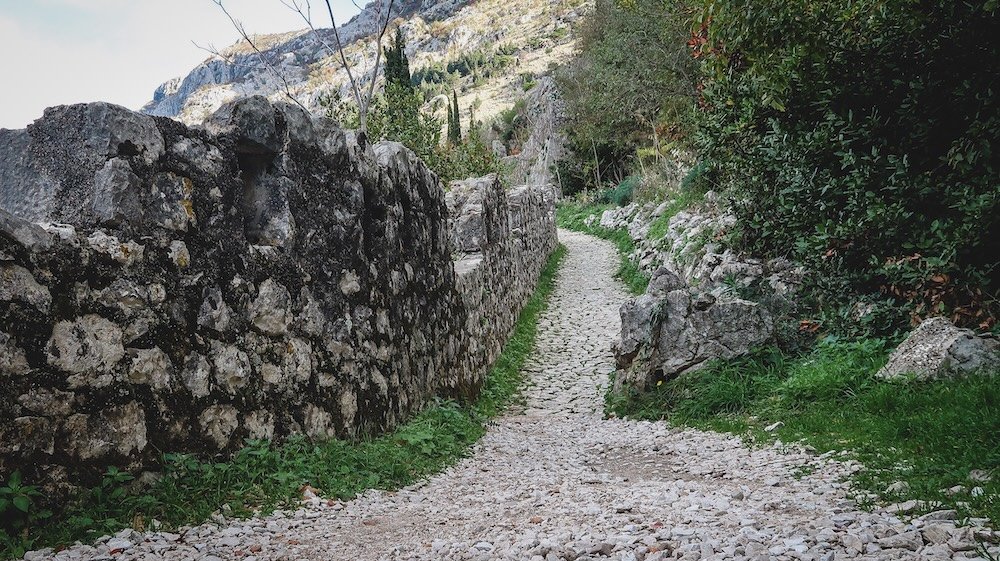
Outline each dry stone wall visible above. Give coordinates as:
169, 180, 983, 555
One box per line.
0, 97, 556, 496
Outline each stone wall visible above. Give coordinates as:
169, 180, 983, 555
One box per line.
0, 97, 556, 495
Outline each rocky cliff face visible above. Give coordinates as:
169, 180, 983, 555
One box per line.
143, 0, 590, 126
0, 96, 556, 496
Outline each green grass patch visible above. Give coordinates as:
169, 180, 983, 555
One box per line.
0, 246, 568, 560
556, 202, 649, 295
608, 339, 1000, 522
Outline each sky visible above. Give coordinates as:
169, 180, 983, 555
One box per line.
0, 0, 362, 129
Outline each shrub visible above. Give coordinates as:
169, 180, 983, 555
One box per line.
693, 0, 1000, 330
555, 0, 697, 194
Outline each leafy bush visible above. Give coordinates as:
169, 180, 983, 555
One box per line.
600, 175, 640, 207
555, 0, 697, 194
693, 0, 1000, 329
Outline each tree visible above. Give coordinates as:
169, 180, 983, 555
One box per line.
448, 90, 462, 144
383, 27, 412, 91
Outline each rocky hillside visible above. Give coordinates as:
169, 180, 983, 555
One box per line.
144, 0, 591, 126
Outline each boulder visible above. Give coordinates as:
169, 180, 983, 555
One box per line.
877, 317, 1000, 380
614, 266, 773, 393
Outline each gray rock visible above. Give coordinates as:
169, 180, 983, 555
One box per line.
210, 342, 253, 394
63, 401, 147, 460
92, 158, 143, 226
86, 231, 144, 265
876, 530, 922, 551
199, 405, 239, 448
0, 208, 52, 252
205, 96, 281, 154
17, 388, 75, 416
147, 172, 196, 231
248, 279, 292, 335
877, 317, 1000, 380
198, 286, 232, 333
46, 315, 125, 384
181, 353, 212, 398
615, 281, 773, 392
0, 102, 164, 224
447, 175, 498, 253
127, 347, 173, 390
0, 264, 52, 313
0, 331, 29, 376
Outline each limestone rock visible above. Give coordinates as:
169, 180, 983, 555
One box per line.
127, 347, 174, 390
63, 402, 147, 460
92, 158, 143, 226
199, 405, 239, 448
0, 264, 51, 313
181, 353, 212, 398
87, 231, 144, 265
210, 342, 253, 394
198, 287, 232, 333
615, 266, 773, 392
248, 279, 292, 335
878, 316, 1000, 380
17, 388, 75, 416
0, 331, 29, 376
205, 96, 281, 154
0, 102, 164, 224
46, 315, 125, 385
447, 175, 498, 253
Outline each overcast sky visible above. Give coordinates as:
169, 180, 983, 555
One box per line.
0, 0, 362, 129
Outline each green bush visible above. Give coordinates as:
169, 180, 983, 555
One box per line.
693, 0, 1000, 329
600, 175, 640, 207
555, 0, 697, 194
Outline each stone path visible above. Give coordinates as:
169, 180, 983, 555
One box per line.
29, 230, 997, 561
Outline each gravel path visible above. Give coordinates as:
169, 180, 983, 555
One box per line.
30, 230, 997, 561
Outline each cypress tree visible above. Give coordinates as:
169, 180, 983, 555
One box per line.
384, 27, 412, 90
451, 90, 462, 143
446, 99, 456, 146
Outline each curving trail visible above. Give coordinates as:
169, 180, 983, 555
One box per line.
32, 230, 993, 561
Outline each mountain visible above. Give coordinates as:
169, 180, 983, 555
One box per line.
143, 0, 592, 126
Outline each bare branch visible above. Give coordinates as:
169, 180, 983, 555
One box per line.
206, 0, 311, 114
280, 0, 368, 124
362, 0, 396, 125
320, 0, 372, 130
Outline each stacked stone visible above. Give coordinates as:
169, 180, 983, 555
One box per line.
0, 96, 557, 496
446, 176, 557, 400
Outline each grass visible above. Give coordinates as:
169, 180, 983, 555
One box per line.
0, 245, 568, 560
556, 202, 649, 295
608, 338, 1000, 523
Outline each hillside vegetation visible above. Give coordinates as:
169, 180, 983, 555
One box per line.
557, 0, 1000, 522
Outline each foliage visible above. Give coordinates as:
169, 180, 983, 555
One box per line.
383, 27, 413, 92
693, 0, 1000, 330
411, 43, 516, 98
0, 247, 568, 561
609, 339, 1000, 522
556, 202, 649, 294
447, 90, 461, 146
493, 99, 528, 154
596, 175, 637, 207
434, 125, 505, 185
555, 0, 698, 195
